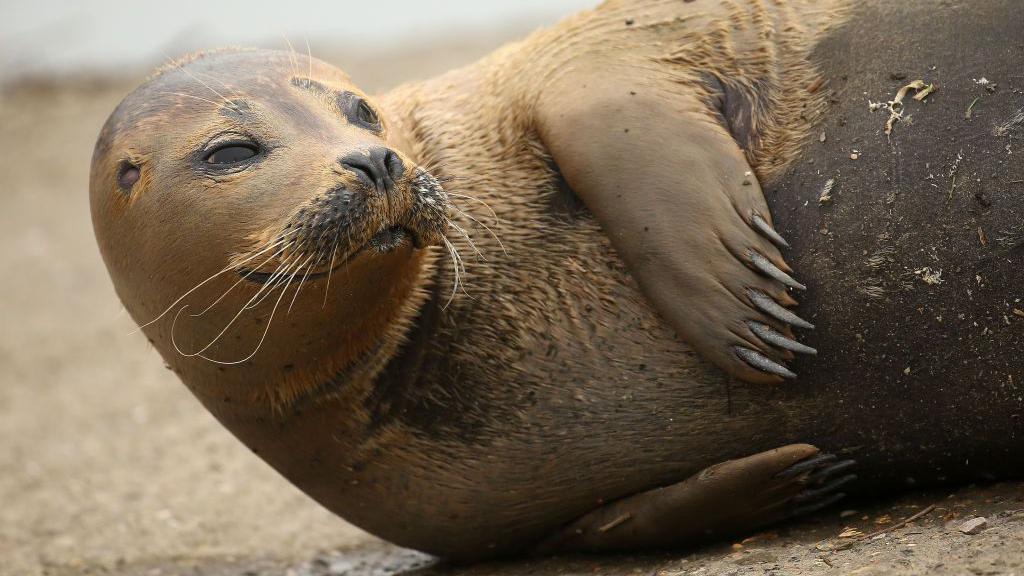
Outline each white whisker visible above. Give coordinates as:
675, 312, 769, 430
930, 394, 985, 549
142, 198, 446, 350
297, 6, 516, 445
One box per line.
164, 55, 235, 107
172, 254, 304, 358
198, 265, 296, 365
305, 38, 313, 79
322, 237, 339, 309
452, 204, 507, 256
282, 35, 300, 77
287, 252, 323, 314
159, 91, 224, 109
190, 235, 297, 317
447, 218, 484, 260
447, 191, 499, 223
130, 229, 297, 335
441, 238, 461, 310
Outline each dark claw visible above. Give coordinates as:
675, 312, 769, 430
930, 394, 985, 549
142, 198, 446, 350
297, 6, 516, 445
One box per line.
748, 322, 817, 355
792, 474, 858, 504
751, 213, 790, 248
777, 454, 858, 518
749, 251, 805, 290
734, 346, 796, 379
808, 459, 857, 483
789, 491, 848, 518
748, 290, 815, 330
776, 454, 837, 479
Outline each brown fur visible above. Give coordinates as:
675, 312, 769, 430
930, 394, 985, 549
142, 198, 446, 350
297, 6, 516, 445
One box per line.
91, 0, 851, 560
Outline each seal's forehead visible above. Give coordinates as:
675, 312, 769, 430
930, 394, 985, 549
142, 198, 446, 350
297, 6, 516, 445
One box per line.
100, 48, 359, 141
141, 49, 357, 106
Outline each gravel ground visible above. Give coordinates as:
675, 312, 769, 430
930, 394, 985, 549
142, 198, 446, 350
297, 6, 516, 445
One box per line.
2, 35, 1023, 576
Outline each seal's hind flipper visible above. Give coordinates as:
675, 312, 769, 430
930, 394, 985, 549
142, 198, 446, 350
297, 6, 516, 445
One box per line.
534, 444, 856, 554
538, 84, 814, 383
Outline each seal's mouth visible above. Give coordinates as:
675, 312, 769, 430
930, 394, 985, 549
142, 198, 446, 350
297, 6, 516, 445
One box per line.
235, 168, 448, 287
238, 225, 418, 285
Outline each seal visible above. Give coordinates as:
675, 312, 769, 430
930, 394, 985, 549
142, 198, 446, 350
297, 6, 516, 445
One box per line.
90, 0, 1024, 561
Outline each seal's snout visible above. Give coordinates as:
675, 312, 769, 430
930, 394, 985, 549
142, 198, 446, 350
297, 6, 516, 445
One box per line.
339, 147, 405, 196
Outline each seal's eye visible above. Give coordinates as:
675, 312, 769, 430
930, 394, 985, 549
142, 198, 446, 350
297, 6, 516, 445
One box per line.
356, 100, 380, 127
205, 144, 258, 165
117, 161, 140, 192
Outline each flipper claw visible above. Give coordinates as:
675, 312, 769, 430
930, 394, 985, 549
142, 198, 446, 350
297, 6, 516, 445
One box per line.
750, 251, 805, 290
776, 454, 836, 479
789, 492, 847, 517
751, 213, 790, 248
748, 290, 814, 330
792, 474, 858, 504
734, 346, 796, 379
748, 322, 817, 354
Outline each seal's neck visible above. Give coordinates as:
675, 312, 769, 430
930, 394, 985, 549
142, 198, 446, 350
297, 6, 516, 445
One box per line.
364, 252, 448, 423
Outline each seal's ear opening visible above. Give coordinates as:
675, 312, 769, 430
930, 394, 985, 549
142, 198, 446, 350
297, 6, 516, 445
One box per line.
117, 160, 140, 193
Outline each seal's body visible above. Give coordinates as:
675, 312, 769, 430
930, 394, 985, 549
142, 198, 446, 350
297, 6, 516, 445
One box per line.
91, 0, 1024, 560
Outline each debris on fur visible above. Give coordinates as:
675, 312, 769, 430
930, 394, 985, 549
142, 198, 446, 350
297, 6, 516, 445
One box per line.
913, 267, 944, 286
818, 178, 835, 204
867, 79, 937, 135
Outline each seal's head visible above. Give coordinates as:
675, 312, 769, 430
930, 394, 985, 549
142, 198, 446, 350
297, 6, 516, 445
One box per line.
90, 49, 449, 410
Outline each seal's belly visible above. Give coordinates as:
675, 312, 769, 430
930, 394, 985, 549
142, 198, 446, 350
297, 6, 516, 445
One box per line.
361, 184, 815, 552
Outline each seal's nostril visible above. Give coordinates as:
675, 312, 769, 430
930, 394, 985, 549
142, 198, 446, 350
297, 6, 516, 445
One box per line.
383, 149, 405, 180
340, 154, 380, 188
340, 147, 403, 192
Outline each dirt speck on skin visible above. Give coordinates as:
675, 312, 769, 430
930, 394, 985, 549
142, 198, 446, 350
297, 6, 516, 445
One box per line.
3, 36, 1024, 576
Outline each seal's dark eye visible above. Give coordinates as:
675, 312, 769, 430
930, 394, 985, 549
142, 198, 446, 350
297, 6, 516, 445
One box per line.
117, 161, 140, 192
205, 144, 258, 165
356, 100, 380, 127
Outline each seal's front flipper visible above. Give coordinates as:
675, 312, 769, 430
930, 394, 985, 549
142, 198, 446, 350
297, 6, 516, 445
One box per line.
534, 444, 855, 554
538, 85, 813, 383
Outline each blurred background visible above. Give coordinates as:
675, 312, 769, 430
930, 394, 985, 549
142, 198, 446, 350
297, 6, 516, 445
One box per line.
0, 2, 595, 575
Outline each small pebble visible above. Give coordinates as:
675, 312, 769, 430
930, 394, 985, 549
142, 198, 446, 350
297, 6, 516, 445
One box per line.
850, 152, 859, 160
957, 517, 988, 534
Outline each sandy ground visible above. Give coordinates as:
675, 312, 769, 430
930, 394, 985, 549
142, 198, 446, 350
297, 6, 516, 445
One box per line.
2, 34, 1023, 576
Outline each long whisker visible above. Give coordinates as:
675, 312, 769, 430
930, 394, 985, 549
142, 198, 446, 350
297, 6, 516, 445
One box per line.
278, 225, 335, 314
191, 242, 295, 317
159, 91, 224, 109
198, 266, 296, 365
447, 218, 484, 260
447, 191, 499, 223
245, 252, 307, 310
287, 252, 323, 314
305, 38, 313, 79
282, 35, 300, 77
441, 237, 462, 310
322, 235, 339, 309
172, 254, 305, 358
192, 70, 244, 99
164, 56, 235, 106
131, 230, 297, 334
452, 204, 507, 256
